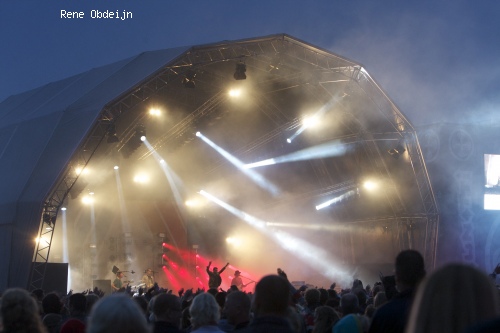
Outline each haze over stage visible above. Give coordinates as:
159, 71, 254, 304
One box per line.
0, 34, 437, 291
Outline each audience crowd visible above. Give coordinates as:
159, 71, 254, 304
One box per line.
1, 249, 500, 333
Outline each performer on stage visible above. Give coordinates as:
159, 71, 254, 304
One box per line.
231, 270, 254, 291
142, 268, 155, 289
206, 261, 229, 290
111, 266, 128, 292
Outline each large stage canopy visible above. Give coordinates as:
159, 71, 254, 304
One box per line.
0, 34, 438, 291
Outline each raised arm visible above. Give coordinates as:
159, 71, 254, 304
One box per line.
219, 262, 229, 274
206, 261, 212, 274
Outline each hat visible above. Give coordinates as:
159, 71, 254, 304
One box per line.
112, 265, 121, 274
234, 270, 241, 276
60, 319, 85, 333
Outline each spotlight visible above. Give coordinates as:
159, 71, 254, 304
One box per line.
61, 207, 67, 211
149, 108, 161, 116
233, 62, 246, 80
114, 166, 119, 170
228, 89, 241, 97
182, 69, 196, 88
121, 125, 146, 158
141, 136, 146, 142
388, 143, 406, 159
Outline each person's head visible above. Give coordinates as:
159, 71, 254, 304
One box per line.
352, 279, 363, 290
85, 294, 99, 315
223, 291, 251, 325
364, 304, 376, 319
304, 288, 321, 306
31, 289, 45, 301
213, 267, 219, 273
133, 296, 149, 316
87, 293, 150, 333
406, 263, 499, 333
313, 306, 340, 333
117, 272, 124, 279
252, 275, 290, 317
215, 291, 227, 310
189, 293, 220, 329
146, 269, 153, 276
152, 293, 182, 324
395, 249, 426, 291
42, 292, 63, 314
1, 288, 46, 333
318, 288, 329, 305
373, 291, 387, 308
69, 293, 87, 315
339, 293, 360, 315
353, 288, 367, 307
234, 270, 241, 276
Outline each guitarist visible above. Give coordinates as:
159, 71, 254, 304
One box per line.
111, 267, 130, 292
231, 270, 254, 291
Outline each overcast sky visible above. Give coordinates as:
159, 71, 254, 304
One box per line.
1, 1, 499, 126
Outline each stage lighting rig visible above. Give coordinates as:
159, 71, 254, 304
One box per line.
121, 124, 146, 158
388, 143, 406, 159
182, 69, 196, 88
106, 124, 120, 143
233, 62, 246, 80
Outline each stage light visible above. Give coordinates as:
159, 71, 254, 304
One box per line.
197, 134, 280, 196
121, 125, 146, 158
244, 140, 348, 169
228, 88, 241, 97
200, 190, 352, 284
185, 199, 202, 207
302, 115, 320, 128
315, 189, 358, 210
133, 173, 149, 184
149, 108, 161, 116
182, 69, 196, 88
141, 136, 146, 142
363, 180, 378, 191
226, 237, 242, 247
81, 195, 94, 204
287, 138, 292, 144
61, 207, 67, 211
233, 62, 246, 80
388, 143, 406, 159
114, 166, 119, 170
75, 166, 89, 176
107, 124, 120, 143
196, 131, 201, 137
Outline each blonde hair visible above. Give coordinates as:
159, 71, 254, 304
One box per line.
189, 293, 220, 328
87, 294, 150, 333
406, 263, 499, 333
1, 288, 47, 333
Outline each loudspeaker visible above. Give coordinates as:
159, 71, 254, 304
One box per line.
42, 263, 68, 294
93, 279, 112, 295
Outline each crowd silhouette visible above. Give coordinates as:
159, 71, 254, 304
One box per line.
1, 249, 500, 333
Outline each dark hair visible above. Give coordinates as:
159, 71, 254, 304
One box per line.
69, 293, 87, 313
395, 250, 426, 287
305, 288, 320, 305
340, 293, 360, 315
42, 292, 62, 314
254, 275, 290, 315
